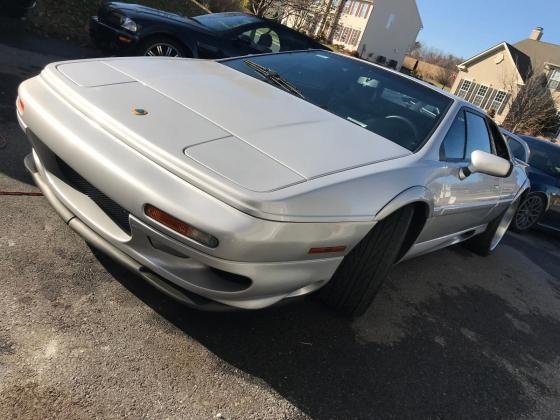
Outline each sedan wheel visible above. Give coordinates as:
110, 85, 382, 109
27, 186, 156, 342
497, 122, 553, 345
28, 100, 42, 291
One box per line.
512, 194, 545, 232
144, 43, 182, 57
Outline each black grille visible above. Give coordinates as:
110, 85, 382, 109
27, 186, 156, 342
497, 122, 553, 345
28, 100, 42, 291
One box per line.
55, 157, 131, 235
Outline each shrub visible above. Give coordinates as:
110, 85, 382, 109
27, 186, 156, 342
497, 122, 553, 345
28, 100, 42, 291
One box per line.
26, 0, 206, 45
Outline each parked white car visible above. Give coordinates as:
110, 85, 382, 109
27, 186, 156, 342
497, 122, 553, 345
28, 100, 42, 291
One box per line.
17, 51, 528, 315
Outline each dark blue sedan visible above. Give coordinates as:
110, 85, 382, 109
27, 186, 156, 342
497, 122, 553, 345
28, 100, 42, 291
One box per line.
90, 2, 328, 58
502, 129, 560, 232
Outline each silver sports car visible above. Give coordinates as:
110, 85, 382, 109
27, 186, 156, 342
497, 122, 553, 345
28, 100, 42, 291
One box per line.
17, 50, 528, 315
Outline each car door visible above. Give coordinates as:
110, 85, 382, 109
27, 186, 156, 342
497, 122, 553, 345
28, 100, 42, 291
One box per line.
424, 109, 503, 239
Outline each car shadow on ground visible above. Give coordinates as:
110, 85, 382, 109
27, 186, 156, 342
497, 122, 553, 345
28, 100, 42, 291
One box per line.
92, 233, 560, 419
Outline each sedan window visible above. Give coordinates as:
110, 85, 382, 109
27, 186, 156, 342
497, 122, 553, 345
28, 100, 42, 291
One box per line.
465, 112, 492, 157
222, 51, 452, 152
238, 27, 281, 53
440, 111, 466, 161
527, 141, 560, 178
507, 138, 528, 162
193, 13, 261, 31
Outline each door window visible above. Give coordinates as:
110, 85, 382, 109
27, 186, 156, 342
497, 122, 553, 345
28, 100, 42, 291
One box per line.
486, 118, 510, 160
507, 137, 527, 162
238, 27, 281, 53
465, 111, 492, 158
440, 111, 466, 161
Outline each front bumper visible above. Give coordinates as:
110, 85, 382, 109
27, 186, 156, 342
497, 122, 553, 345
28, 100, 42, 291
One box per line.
23, 146, 344, 310
89, 16, 140, 53
17, 74, 374, 310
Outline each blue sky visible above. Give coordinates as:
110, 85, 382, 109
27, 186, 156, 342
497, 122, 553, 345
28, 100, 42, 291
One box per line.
415, 0, 560, 59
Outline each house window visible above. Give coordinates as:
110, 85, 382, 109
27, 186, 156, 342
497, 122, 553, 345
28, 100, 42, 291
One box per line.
457, 80, 472, 98
548, 69, 560, 91
356, 2, 363, 16
340, 26, 351, 43
349, 29, 361, 46
472, 85, 489, 107
490, 90, 508, 112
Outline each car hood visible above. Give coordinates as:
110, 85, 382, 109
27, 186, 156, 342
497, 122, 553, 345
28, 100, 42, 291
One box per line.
49, 58, 411, 192
105, 2, 202, 27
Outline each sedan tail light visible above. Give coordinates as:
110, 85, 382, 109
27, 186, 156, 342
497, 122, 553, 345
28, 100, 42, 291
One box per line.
144, 204, 219, 248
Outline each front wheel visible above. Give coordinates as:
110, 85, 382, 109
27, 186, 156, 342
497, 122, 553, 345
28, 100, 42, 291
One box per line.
463, 199, 520, 256
139, 36, 188, 58
319, 207, 415, 317
510, 193, 546, 233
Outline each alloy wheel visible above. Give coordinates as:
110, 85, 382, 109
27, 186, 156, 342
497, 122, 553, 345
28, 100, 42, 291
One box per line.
490, 199, 519, 251
144, 43, 182, 57
514, 195, 544, 231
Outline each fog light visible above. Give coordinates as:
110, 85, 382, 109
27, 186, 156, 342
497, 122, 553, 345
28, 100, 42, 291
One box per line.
144, 204, 219, 248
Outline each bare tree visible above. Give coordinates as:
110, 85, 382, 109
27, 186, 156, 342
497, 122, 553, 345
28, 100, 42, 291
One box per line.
316, 0, 335, 38
244, 0, 277, 16
188, 0, 212, 13
408, 41, 422, 57
502, 69, 560, 137
281, 0, 322, 33
327, 0, 345, 43
411, 45, 463, 70
433, 66, 455, 88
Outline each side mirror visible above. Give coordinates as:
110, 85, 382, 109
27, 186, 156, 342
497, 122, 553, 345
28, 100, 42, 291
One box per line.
459, 150, 512, 180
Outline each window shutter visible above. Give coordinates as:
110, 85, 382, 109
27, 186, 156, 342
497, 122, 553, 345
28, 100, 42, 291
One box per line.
454, 79, 464, 95
497, 92, 511, 115
465, 82, 479, 102
482, 88, 496, 110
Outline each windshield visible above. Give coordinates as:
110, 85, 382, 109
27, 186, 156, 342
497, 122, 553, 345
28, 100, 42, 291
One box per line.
524, 138, 560, 178
221, 51, 452, 152
193, 13, 261, 31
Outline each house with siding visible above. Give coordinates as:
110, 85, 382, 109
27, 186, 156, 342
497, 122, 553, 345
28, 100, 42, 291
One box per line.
332, 0, 422, 69
282, 0, 422, 70
451, 27, 560, 137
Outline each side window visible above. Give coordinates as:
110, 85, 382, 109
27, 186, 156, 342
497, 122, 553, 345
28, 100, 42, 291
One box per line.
277, 30, 313, 51
440, 111, 466, 161
486, 119, 511, 160
508, 138, 527, 162
465, 111, 492, 158
238, 27, 281, 53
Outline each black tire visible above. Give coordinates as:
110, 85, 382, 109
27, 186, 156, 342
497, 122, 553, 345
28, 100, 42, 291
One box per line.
138, 36, 189, 58
510, 193, 546, 233
463, 199, 520, 257
319, 207, 415, 317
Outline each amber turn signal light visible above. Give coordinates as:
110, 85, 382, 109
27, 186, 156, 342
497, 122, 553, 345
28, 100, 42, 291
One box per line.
144, 204, 219, 248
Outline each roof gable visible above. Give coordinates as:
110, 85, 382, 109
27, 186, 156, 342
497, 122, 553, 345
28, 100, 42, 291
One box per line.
458, 42, 530, 83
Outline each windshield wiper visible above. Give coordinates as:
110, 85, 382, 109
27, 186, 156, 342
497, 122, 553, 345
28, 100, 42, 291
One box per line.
243, 60, 305, 99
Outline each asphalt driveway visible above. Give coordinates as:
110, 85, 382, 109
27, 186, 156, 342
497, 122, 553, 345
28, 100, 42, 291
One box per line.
1, 25, 560, 419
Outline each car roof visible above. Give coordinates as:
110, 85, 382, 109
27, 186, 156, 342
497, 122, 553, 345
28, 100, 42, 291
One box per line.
518, 134, 560, 149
